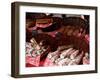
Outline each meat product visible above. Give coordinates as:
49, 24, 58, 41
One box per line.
68, 51, 84, 65
60, 48, 74, 59
47, 50, 60, 59
57, 58, 71, 66
30, 38, 39, 48
83, 52, 89, 64
75, 51, 84, 64
55, 58, 63, 64
70, 50, 79, 59
50, 55, 59, 62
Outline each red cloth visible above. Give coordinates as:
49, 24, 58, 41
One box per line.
43, 58, 55, 66
26, 55, 40, 67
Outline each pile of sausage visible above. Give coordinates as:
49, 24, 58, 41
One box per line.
25, 41, 89, 67
44, 46, 89, 66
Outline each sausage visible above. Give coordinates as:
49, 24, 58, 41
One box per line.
60, 48, 74, 58
70, 50, 79, 59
